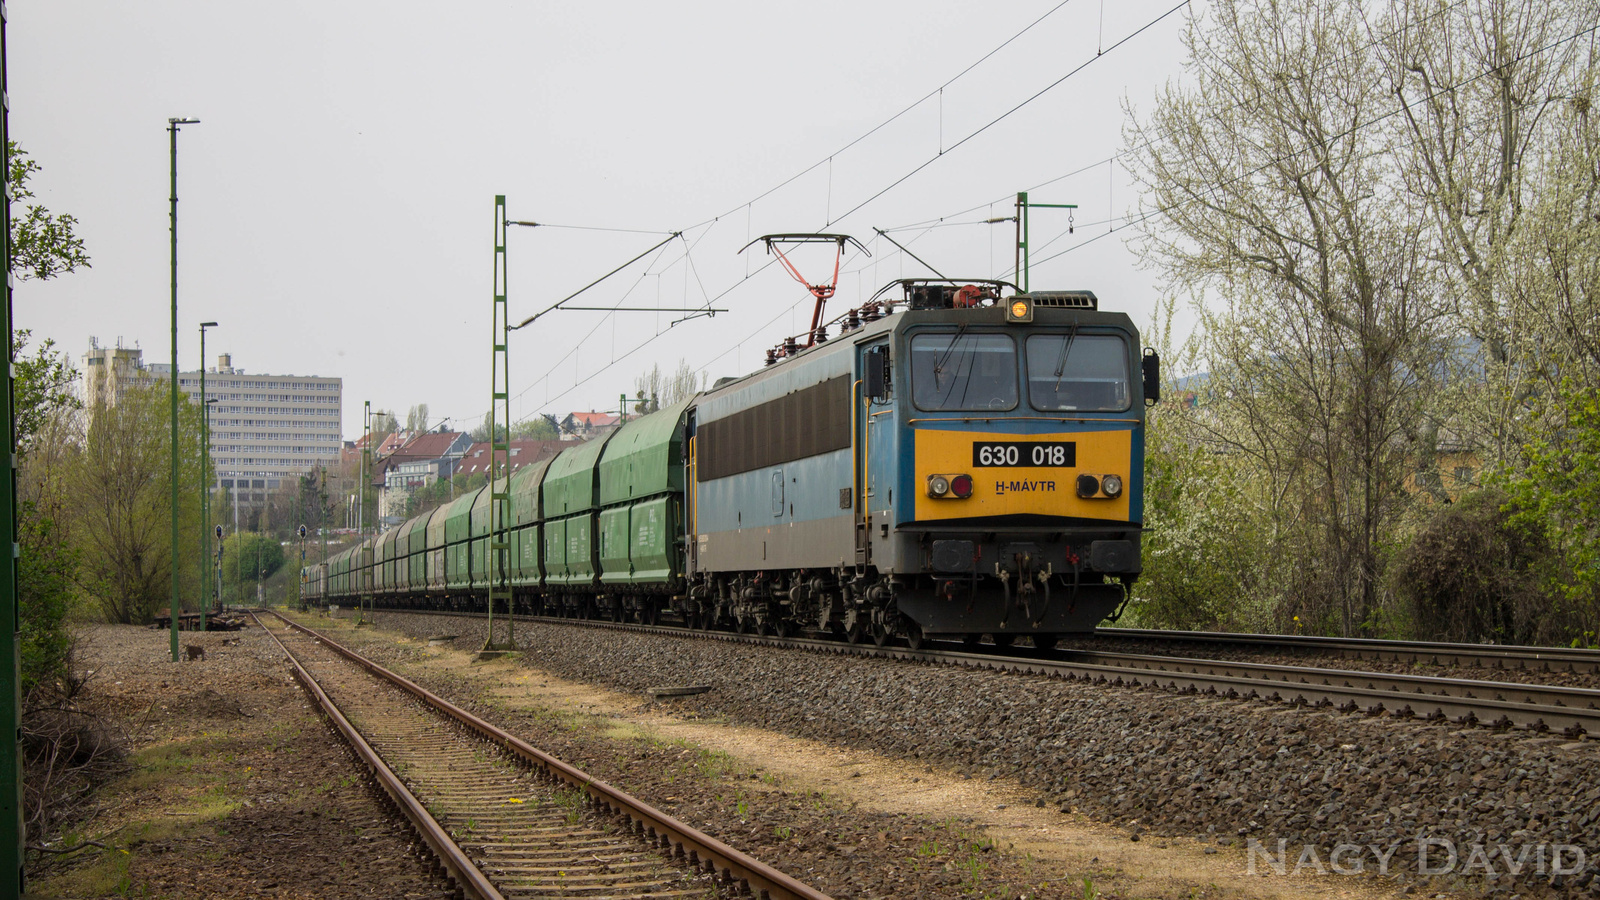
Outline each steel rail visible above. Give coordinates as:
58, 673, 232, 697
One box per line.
1095, 627, 1600, 674
367, 609, 1600, 737
1062, 648, 1600, 712
266, 611, 833, 900
248, 612, 507, 900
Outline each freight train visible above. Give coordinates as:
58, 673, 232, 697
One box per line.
306, 279, 1159, 649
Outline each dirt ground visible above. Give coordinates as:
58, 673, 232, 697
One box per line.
26, 613, 1430, 899
24, 621, 451, 899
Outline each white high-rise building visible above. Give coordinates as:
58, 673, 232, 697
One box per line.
175, 354, 343, 504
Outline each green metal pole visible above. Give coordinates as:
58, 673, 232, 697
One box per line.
1, 6, 27, 891
198, 326, 208, 631
1016, 191, 1027, 293
168, 121, 180, 661
485, 196, 512, 654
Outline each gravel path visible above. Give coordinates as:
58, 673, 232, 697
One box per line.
368, 610, 1600, 898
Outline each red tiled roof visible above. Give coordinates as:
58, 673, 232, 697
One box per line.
569, 411, 619, 427
451, 440, 565, 477
382, 431, 468, 463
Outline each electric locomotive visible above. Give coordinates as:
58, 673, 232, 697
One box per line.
686, 279, 1156, 648
309, 277, 1158, 648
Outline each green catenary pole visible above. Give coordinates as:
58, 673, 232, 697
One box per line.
1015, 191, 1076, 293
1, 5, 26, 890
485, 196, 513, 655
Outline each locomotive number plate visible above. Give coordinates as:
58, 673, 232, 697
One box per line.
972, 441, 1076, 468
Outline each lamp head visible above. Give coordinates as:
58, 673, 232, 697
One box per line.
200, 321, 218, 328
168, 117, 201, 125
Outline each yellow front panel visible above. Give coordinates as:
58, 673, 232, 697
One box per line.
912, 427, 1131, 522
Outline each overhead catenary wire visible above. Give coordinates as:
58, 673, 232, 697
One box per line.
824, 1, 1190, 228
508, 1, 1185, 418
1023, 15, 1600, 275
868, 0, 1477, 251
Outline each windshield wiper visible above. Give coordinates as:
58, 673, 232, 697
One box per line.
1052, 323, 1080, 393
932, 323, 970, 390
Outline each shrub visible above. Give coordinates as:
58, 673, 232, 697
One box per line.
1394, 489, 1552, 644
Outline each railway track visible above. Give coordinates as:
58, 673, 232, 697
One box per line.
356, 608, 1600, 738
252, 610, 831, 900
1095, 626, 1600, 674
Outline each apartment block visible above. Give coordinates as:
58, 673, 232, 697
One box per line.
176, 354, 343, 502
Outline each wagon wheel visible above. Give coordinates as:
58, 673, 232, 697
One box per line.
989, 633, 1014, 649
1032, 633, 1058, 651
644, 599, 661, 626
905, 621, 926, 651
961, 633, 982, 647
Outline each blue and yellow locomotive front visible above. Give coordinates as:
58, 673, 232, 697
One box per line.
862, 286, 1149, 642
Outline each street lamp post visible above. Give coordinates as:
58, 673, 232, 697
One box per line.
198, 322, 216, 631
168, 115, 200, 663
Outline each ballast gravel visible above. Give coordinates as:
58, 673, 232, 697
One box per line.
372, 611, 1600, 897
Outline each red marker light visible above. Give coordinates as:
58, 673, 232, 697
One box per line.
951, 474, 973, 499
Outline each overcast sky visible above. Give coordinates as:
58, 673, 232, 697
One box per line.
12, 1, 1193, 439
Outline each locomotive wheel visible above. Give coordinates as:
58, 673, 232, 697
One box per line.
905, 622, 926, 651
871, 622, 891, 648
962, 633, 982, 647
990, 634, 1014, 649
773, 618, 793, 638
845, 618, 868, 644
1032, 633, 1058, 651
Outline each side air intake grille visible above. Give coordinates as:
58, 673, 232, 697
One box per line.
1027, 291, 1098, 310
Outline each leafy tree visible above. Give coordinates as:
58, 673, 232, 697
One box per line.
1501, 382, 1600, 642
8, 144, 90, 694
471, 411, 507, 443
370, 409, 398, 439
8, 142, 89, 281
221, 531, 284, 590
405, 403, 431, 433
511, 417, 558, 441
72, 385, 209, 623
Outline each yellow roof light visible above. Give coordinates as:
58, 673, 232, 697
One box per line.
1007, 298, 1033, 323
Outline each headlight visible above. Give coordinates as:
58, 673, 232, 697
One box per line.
927, 475, 951, 497
1101, 474, 1123, 497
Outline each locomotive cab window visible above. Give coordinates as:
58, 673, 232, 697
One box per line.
910, 332, 1018, 412
1026, 333, 1130, 412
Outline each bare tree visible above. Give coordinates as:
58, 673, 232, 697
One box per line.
1126, 0, 1451, 635
1380, 0, 1600, 467
633, 359, 705, 412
